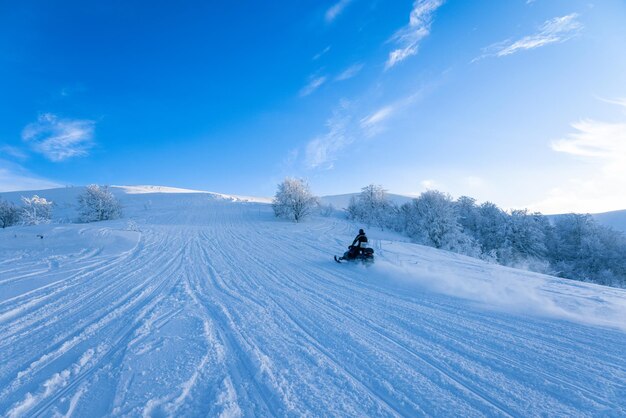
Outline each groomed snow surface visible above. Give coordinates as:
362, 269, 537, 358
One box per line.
1, 188, 625, 417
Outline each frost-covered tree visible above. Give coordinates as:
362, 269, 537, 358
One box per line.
547, 214, 626, 286
332, 183, 626, 287
21, 195, 53, 225
455, 196, 479, 236
0, 198, 21, 228
272, 177, 318, 222
507, 210, 548, 260
347, 184, 393, 229
474, 202, 510, 259
78, 185, 122, 222
401, 190, 477, 254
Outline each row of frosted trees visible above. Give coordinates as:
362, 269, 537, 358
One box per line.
0, 185, 121, 227
0, 195, 54, 227
347, 185, 626, 288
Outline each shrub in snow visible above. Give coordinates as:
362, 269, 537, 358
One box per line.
272, 178, 318, 222
78, 185, 122, 222
21, 195, 53, 225
126, 220, 140, 232
0, 199, 21, 228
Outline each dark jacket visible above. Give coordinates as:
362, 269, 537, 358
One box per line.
352, 233, 368, 248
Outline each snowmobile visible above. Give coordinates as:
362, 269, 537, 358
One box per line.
334, 246, 374, 263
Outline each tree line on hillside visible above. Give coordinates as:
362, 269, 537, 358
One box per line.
0, 185, 122, 228
271, 178, 626, 288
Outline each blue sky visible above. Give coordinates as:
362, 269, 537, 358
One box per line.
1, 0, 625, 213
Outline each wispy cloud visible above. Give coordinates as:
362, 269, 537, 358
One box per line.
335, 63, 364, 81
325, 0, 353, 23
529, 100, 626, 213
305, 103, 352, 169
300, 76, 328, 97
599, 97, 626, 109
551, 119, 626, 161
0, 159, 61, 192
312, 45, 331, 61
420, 179, 438, 190
1, 145, 28, 160
476, 13, 582, 61
22, 113, 95, 162
360, 105, 395, 137
301, 77, 436, 169
385, 0, 445, 70
359, 86, 430, 137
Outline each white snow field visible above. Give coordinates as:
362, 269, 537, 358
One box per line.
1, 187, 625, 417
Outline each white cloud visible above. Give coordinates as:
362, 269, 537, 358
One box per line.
1, 145, 28, 160
361, 106, 394, 126
313, 45, 331, 61
385, 0, 445, 69
420, 179, 438, 190
359, 105, 395, 137
22, 113, 95, 162
0, 159, 61, 192
528, 101, 626, 213
325, 0, 353, 23
600, 97, 626, 109
300, 76, 328, 97
335, 63, 364, 81
358, 85, 429, 137
551, 119, 626, 160
301, 82, 433, 170
476, 13, 582, 60
305, 105, 352, 169
304, 100, 398, 169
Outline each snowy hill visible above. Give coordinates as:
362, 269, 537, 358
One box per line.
1, 187, 625, 416
548, 208, 626, 233
593, 209, 626, 233
0, 185, 271, 222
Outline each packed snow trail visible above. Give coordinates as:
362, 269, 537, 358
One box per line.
1, 191, 625, 417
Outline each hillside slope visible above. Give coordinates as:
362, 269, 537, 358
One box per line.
593, 209, 626, 233
0, 188, 625, 417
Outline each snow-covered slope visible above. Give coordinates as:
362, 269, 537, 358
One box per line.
593, 209, 626, 233
1, 188, 625, 417
0, 185, 270, 222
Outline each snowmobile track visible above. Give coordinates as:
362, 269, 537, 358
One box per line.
1, 195, 625, 417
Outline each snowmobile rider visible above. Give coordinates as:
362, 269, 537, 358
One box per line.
347, 229, 368, 259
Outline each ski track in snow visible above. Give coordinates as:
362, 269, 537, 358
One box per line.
0, 194, 625, 417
